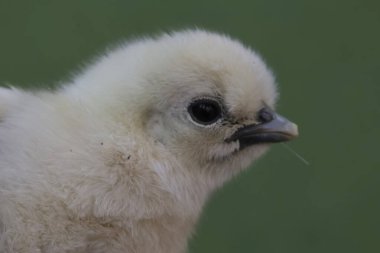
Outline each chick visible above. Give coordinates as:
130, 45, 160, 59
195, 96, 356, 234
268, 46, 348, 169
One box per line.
0, 30, 298, 253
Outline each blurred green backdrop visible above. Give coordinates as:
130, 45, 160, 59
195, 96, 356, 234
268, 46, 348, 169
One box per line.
0, 0, 379, 252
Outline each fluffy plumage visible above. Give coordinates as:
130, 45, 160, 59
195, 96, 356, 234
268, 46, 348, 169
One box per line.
0, 30, 297, 253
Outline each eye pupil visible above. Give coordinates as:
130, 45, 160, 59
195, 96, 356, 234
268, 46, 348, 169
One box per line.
188, 99, 222, 125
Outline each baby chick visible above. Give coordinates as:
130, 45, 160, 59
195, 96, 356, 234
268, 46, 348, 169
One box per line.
0, 30, 298, 253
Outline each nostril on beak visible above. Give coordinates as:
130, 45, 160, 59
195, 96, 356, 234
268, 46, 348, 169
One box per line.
257, 108, 273, 123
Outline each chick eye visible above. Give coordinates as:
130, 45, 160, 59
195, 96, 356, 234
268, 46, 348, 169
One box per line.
188, 99, 222, 125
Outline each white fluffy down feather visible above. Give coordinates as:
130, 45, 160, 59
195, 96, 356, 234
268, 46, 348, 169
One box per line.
0, 30, 298, 253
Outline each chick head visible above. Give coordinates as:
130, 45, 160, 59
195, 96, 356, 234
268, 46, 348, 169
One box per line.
69, 30, 298, 187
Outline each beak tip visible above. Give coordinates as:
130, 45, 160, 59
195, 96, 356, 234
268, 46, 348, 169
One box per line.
287, 122, 299, 139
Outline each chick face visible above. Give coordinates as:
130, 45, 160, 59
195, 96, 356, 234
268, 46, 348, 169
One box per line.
138, 31, 298, 177
68, 30, 297, 185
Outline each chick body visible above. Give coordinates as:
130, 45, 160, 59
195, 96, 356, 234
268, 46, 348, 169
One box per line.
0, 30, 296, 252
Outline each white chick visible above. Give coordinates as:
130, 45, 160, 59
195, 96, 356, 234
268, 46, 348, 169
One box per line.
0, 30, 298, 253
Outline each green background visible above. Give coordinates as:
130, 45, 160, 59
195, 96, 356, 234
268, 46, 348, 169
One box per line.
0, 0, 379, 252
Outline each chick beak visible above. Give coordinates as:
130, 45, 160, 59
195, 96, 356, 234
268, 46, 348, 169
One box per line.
225, 109, 298, 150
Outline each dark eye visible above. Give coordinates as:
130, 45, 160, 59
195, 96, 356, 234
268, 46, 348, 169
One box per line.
188, 99, 222, 125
